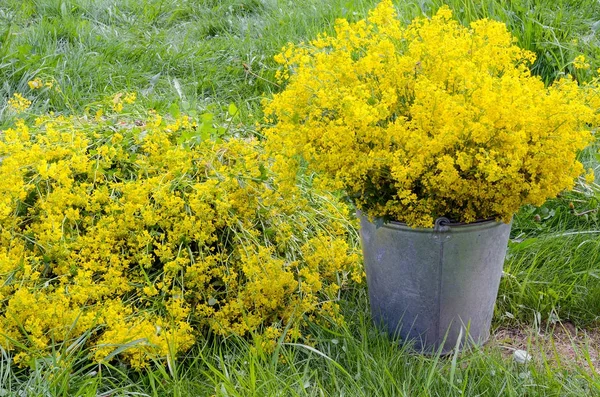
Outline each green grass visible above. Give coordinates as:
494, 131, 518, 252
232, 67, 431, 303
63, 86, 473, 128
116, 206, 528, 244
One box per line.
500, 149, 600, 327
1, 0, 599, 121
2, 295, 599, 396
1, 0, 600, 394
0, 0, 378, 120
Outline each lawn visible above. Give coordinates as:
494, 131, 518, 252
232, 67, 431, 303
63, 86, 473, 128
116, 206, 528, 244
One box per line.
0, 0, 599, 396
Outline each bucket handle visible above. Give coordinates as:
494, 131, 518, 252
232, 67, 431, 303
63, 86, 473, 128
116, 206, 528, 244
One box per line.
434, 217, 451, 232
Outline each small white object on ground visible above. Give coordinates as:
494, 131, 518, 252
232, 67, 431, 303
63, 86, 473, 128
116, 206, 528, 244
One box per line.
513, 349, 532, 364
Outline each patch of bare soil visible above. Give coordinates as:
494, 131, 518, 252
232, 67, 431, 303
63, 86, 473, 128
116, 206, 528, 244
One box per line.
490, 322, 600, 374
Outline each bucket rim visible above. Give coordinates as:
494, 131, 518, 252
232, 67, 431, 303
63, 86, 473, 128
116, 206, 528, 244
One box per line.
358, 212, 511, 233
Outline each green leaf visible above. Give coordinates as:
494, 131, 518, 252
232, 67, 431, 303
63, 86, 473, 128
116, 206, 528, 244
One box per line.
60, 1, 69, 17
258, 163, 268, 181
200, 124, 211, 142
101, 339, 148, 362
168, 103, 180, 119
508, 237, 538, 252
228, 102, 238, 118
177, 130, 193, 145
200, 121, 213, 134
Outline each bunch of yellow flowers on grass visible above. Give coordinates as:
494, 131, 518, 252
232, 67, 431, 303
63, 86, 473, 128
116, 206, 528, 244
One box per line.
7, 93, 32, 113
0, 109, 361, 368
264, 0, 600, 227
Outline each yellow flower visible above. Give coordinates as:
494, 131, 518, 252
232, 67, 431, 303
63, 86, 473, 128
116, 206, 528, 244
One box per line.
28, 79, 43, 89
7, 93, 31, 113
573, 55, 590, 70
124, 92, 136, 104
585, 169, 595, 184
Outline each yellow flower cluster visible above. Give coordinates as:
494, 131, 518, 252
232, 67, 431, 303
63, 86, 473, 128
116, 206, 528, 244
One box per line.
264, 0, 598, 227
28, 78, 54, 90
111, 92, 137, 112
573, 55, 591, 70
7, 93, 31, 113
0, 110, 361, 368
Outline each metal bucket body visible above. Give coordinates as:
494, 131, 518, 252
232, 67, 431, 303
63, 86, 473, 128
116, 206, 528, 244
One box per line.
359, 214, 511, 354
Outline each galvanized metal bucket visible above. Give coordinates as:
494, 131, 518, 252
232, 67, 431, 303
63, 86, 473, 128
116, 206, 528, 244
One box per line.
359, 214, 512, 354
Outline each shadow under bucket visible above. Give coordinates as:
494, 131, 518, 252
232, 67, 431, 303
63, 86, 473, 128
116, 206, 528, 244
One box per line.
358, 213, 512, 354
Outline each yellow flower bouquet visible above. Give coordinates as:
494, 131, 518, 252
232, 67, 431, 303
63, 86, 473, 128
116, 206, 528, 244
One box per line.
264, 0, 599, 227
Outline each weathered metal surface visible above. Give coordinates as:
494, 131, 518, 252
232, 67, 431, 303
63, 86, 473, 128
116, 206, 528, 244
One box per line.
359, 214, 512, 354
